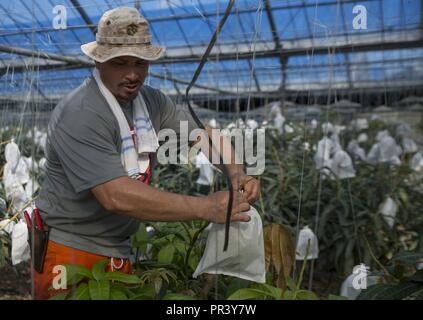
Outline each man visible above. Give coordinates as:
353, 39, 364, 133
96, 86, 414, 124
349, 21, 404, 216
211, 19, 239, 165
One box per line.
33, 7, 260, 300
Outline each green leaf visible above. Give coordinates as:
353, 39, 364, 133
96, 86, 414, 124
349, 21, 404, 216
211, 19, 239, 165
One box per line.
158, 244, 175, 264
88, 280, 110, 300
392, 252, 423, 266
110, 288, 128, 300
70, 283, 90, 300
48, 292, 68, 300
92, 259, 108, 281
295, 290, 319, 300
410, 270, 423, 284
103, 272, 142, 284
285, 277, 297, 291
62, 264, 93, 286
227, 288, 270, 300
162, 293, 195, 300
383, 282, 423, 300
357, 284, 397, 300
132, 223, 149, 255
255, 283, 283, 299
129, 284, 156, 300
328, 294, 349, 300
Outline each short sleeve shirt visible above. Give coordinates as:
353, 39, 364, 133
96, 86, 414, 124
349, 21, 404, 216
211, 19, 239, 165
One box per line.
35, 76, 199, 258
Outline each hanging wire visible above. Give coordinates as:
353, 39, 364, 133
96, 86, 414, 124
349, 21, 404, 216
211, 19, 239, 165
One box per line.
184, 0, 235, 253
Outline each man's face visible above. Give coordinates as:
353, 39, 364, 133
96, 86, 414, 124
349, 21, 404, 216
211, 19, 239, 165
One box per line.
96, 56, 149, 102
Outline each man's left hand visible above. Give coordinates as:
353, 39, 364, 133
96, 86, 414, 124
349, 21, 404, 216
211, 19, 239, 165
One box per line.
231, 173, 260, 204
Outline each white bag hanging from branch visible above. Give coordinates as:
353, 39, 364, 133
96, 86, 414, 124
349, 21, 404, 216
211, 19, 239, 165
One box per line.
330, 133, 343, 154
333, 125, 346, 135
284, 123, 294, 134
331, 150, 356, 179
396, 123, 411, 137
208, 118, 218, 129
402, 137, 418, 154
321, 122, 334, 135
5, 141, 21, 164
376, 130, 390, 142
195, 152, 214, 186
314, 137, 334, 170
25, 179, 40, 199
350, 118, 369, 131
11, 220, 31, 265
411, 152, 423, 171
357, 133, 368, 143
379, 136, 402, 163
273, 113, 285, 135
379, 197, 397, 229
193, 206, 266, 283
310, 119, 318, 130
366, 143, 380, 164
246, 119, 258, 130
347, 140, 366, 161
296, 226, 319, 260
367, 137, 402, 165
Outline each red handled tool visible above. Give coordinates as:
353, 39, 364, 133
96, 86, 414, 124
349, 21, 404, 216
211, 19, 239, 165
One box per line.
23, 210, 32, 228
33, 208, 43, 230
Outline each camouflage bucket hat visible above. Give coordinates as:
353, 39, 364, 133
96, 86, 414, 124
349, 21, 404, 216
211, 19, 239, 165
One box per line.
81, 7, 165, 63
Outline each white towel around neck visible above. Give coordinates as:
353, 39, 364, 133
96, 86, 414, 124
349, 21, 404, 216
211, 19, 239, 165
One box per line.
93, 69, 159, 179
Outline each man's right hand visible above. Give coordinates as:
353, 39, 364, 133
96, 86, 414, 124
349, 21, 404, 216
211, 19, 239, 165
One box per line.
203, 191, 251, 224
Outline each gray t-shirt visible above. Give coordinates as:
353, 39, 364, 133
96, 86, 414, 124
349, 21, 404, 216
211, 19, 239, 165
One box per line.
35, 76, 198, 258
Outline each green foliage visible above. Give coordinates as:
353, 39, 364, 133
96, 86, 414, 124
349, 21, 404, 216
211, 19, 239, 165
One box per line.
357, 252, 423, 300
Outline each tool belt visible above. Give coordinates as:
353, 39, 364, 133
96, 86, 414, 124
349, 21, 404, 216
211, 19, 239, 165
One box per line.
25, 208, 50, 273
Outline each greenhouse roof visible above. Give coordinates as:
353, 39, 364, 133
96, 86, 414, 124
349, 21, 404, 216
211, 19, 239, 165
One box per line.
0, 0, 422, 100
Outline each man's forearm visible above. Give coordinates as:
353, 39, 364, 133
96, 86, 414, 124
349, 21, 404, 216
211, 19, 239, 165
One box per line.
96, 176, 209, 222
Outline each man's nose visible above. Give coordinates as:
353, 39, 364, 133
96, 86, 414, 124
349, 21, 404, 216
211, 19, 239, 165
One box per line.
125, 69, 140, 82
